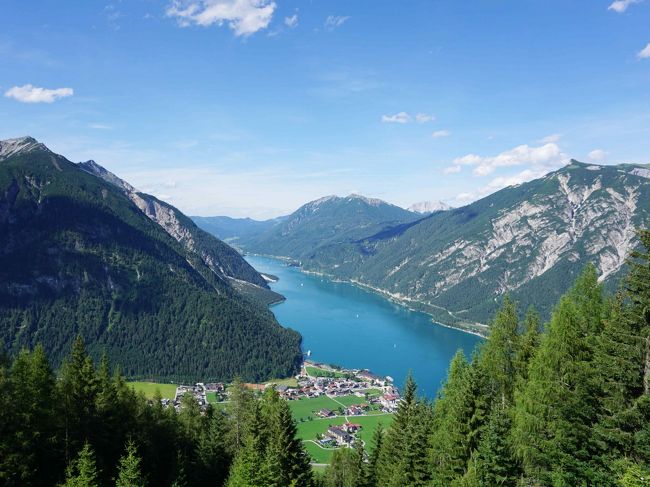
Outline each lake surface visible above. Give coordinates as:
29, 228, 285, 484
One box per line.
246, 255, 482, 398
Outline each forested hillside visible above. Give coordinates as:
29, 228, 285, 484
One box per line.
241, 194, 420, 265
232, 161, 650, 331
0, 137, 301, 382
2, 231, 648, 486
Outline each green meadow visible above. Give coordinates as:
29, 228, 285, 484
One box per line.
129, 381, 177, 400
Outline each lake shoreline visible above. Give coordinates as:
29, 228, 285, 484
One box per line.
246, 252, 489, 339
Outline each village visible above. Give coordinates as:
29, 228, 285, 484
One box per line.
153, 360, 400, 455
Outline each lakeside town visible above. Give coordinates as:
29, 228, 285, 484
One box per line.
144, 360, 400, 458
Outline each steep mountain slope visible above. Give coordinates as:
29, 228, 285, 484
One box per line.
242, 194, 420, 262
0, 137, 301, 381
239, 161, 650, 332
78, 160, 282, 304
408, 200, 453, 214
192, 215, 285, 244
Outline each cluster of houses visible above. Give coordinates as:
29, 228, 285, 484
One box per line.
272, 361, 400, 413
320, 423, 364, 447
160, 382, 225, 411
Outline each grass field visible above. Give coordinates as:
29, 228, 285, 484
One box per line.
290, 393, 395, 464
330, 395, 369, 407
289, 396, 343, 421
303, 442, 337, 464
297, 416, 346, 440
129, 381, 177, 400
266, 377, 299, 387
305, 366, 349, 378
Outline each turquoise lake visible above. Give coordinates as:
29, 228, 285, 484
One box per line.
246, 255, 483, 398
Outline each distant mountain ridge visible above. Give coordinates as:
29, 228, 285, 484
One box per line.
239, 194, 420, 268
0, 136, 300, 381
408, 200, 453, 214
209, 161, 650, 332
191, 215, 287, 245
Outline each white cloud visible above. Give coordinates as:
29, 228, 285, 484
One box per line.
608, 0, 642, 13
588, 149, 607, 162
540, 133, 561, 143
431, 130, 451, 138
381, 112, 436, 124
453, 167, 551, 205
4, 84, 74, 103
382, 112, 411, 124
89, 123, 113, 130
415, 113, 435, 123
638, 43, 650, 59
324, 15, 349, 29
166, 0, 276, 36
442, 165, 461, 175
284, 13, 298, 28
453, 142, 566, 177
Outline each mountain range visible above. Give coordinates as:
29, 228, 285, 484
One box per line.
0, 136, 301, 382
195, 161, 650, 334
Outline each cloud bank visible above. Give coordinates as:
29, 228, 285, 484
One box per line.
4, 84, 74, 103
166, 0, 276, 36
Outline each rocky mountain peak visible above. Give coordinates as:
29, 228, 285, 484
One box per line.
408, 200, 453, 214
0, 136, 50, 161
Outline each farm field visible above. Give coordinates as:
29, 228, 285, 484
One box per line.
330, 395, 369, 408
305, 366, 349, 378
289, 395, 343, 421
129, 381, 177, 400
290, 394, 395, 464
303, 442, 336, 464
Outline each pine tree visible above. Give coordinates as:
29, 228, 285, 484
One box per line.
377, 373, 417, 483
0, 345, 60, 487
226, 402, 271, 487
196, 407, 231, 486
115, 440, 146, 487
429, 351, 474, 485
62, 442, 100, 487
387, 401, 432, 487
479, 296, 519, 407
261, 388, 313, 487
226, 379, 256, 455
363, 423, 383, 487
323, 446, 365, 487
58, 336, 99, 464
512, 268, 605, 485
623, 228, 650, 463
514, 306, 541, 383
472, 404, 516, 486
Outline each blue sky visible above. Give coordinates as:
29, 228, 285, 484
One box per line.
1, 0, 649, 218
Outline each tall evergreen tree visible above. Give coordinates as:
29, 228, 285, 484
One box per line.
479, 296, 519, 407
472, 404, 517, 486
513, 267, 605, 485
623, 228, 650, 463
62, 442, 100, 487
429, 351, 474, 485
115, 440, 146, 487
0, 346, 60, 486
226, 402, 271, 487
363, 423, 384, 487
226, 380, 256, 455
323, 446, 365, 487
514, 306, 541, 383
58, 336, 99, 464
261, 388, 313, 487
196, 408, 231, 486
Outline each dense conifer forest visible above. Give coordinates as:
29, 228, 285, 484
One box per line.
0, 142, 302, 383
1, 229, 649, 486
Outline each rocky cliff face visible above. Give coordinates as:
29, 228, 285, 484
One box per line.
79, 159, 271, 291
238, 160, 650, 330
